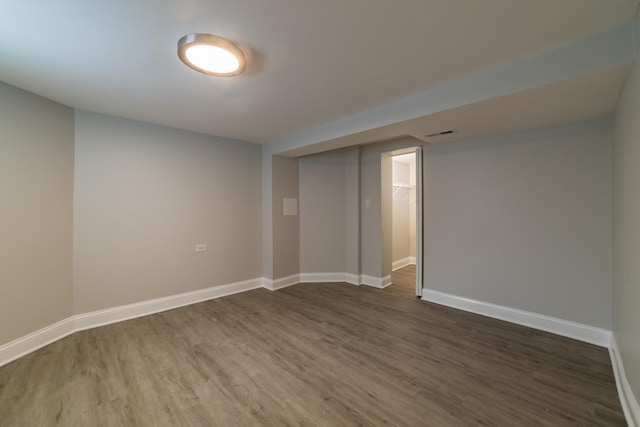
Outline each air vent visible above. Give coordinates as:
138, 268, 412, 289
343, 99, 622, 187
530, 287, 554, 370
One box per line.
425, 129, 455, 138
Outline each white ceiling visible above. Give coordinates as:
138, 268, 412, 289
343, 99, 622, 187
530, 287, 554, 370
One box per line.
0, 0, 638, 149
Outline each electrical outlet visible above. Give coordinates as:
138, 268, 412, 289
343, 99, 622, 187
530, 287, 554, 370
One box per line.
195, 244, 207, 252
365, 199, 371, 208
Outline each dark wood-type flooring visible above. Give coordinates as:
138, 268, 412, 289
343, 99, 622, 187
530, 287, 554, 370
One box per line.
0, 265, 626, 426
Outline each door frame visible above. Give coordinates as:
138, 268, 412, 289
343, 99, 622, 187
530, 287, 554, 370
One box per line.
388, 146, 424, 298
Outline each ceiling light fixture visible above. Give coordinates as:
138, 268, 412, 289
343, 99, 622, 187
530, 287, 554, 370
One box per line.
177, 34, 246, 77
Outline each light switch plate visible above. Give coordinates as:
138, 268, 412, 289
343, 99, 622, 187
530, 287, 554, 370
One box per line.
195, 244, 207, 252
283, 198, 298, 216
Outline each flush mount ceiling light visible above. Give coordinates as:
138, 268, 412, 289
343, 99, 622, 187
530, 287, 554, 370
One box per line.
177, 34, 246, 77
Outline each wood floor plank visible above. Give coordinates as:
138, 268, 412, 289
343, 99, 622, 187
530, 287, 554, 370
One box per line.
0, 266, 626, 426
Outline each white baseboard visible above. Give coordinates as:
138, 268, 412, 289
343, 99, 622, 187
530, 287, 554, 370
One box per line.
361, 274, 393, 289
421, 288, 611, 347
392, 256, 416, 271
382, 274, 392, 288
0, 317, 76, 368
360, 274, 380, 288
344, 273, 361, 285
298, 272, 362, 285
610, 335, 640, 427
0, 277, 263, 368
263, 274, 299, 291
298, 272, 394, 288
299, 272, 349, 283
75, 277, 263, 332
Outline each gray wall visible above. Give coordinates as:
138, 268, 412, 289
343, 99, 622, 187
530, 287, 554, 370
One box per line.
612, 9, 640, 408
424, 119, 612, 329
354, 121, 612, 328
73, 111, 262, 313
380, 153, 392, 278
360, 138, 424, 279
298, 140, 419, 280
344, 147, 361, 278
360, 147, 383, 278
271, 155, 299, 279
261, 152, 274, 279
298, 147, 362, 277
299, 150, 346, 273
0, 82, 74, 345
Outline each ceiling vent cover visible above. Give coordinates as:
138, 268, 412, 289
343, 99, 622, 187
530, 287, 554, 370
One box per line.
425, 129, 455, 138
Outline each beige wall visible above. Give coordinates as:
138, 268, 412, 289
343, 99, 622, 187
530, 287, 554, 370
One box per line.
392, 159, 410, 184
409, 162, 416, 259
392, 160, 411, 264
424, 119, 612, 328
0, 82, 74, 345
271, 155, 299, 279
299, 151, 346, 273
612, 10, 640, 408
73, 111, 262, 313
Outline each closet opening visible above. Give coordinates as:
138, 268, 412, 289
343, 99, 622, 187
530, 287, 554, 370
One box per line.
387, 147, 423, 298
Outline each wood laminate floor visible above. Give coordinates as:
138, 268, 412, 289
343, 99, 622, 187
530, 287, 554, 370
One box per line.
0, 266, 626, 426
391, 263, 418, 294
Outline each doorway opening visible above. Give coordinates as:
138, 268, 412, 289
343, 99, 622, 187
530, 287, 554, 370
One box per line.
387, 147, 423, 298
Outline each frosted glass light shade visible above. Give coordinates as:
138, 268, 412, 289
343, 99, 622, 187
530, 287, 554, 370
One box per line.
178, 34, 246, 77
